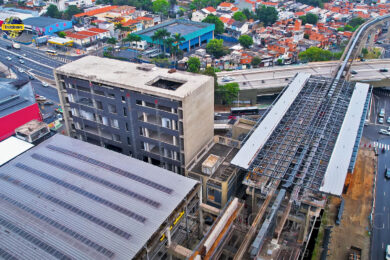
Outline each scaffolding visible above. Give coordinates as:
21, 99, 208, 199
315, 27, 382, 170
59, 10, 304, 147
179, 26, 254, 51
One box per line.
244, 75, 355, 194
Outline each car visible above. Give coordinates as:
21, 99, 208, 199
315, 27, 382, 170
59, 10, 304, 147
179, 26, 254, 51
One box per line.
16, 55, 22, 59
221, 76, 234, 82
360, 58, 366, 61
6, 45, 12, 50
6, 56, 12, 61
379, 129, 388, 135
28, 74, 34, 80
386, 245, 390, 260
387, 117, 390, 124
351, 70, 358, 74
379, 117, 384, 124
57, 114, 63, 121
387, 126, 390, 132
376, 40, 383, 44
18, 68, 24, 73
386, 169, 390, 179
22, 53, 26, 57
35, 95, 46, 102
19, 59, 24, 64
42, 82, 49, 87
380, 68, 388, 72
44, 101, 54, 106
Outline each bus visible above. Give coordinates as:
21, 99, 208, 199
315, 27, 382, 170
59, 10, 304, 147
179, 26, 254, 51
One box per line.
230, 106, 259, 116
46, 50, 57, 56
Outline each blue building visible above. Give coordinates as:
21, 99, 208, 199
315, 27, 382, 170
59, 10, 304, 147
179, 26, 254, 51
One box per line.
23, 17, 72, 36
135, 19, 215, 52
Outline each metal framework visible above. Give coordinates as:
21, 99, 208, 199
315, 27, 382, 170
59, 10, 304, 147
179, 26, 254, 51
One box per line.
244, 75, 355, 193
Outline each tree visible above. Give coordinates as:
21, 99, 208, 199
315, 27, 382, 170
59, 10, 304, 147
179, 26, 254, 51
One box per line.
255, 6, 278, 26
348, 17, 365, 28
46, 5, 62, 19
153, 0, 169, 16
64, 5, 82, 19
299, 15, 307, 25
202, 15, 224, 35
57, 31, 66, 38
277, 58, 283, 65
298, 47, 336, 62
362, 48, 368, 56
296, 0, 324, 8
171, 33, 185, 63
251, 56, 261, 67
152, 29, 170, 55
238, 35, 253, 48
306, 13, 318, 25
304, 33, 309, 39
187, 57, 201, 73
233, 11, 247, 22
217, 82, 239, 105
242, 8, 254, 20
124, 33, 141, 48
206, 39, 226, 58
107, 37, 118, 45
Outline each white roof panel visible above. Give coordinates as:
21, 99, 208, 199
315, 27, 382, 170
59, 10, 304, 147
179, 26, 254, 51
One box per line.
320, 83, 370, 195
231, 73, 311, 169
0, 136, 33, 166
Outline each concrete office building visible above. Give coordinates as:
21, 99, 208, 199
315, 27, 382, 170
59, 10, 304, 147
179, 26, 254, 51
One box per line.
54, 56, 214, 175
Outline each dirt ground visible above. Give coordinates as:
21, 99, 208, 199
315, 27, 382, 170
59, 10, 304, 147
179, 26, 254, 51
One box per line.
326, 139, 375, 260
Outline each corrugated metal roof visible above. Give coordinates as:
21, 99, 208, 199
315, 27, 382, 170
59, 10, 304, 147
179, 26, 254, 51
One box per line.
231, 73, 311, 169
320, 83, 370, 195
0, 134, 197, 259
0, 137, 33, 166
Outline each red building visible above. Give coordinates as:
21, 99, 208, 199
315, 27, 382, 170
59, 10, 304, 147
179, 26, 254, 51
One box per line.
0, 79, 42, 141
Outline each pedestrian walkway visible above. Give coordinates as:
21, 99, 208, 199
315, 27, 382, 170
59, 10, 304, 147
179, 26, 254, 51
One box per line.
372, 141, 390, 150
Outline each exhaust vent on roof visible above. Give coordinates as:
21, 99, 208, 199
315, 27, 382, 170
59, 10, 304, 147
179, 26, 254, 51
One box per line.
136, 64, 156, 71
202, 154, 222, 175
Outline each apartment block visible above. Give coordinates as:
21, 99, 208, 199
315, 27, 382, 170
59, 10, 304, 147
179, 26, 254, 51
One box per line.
54, 56, 214, 175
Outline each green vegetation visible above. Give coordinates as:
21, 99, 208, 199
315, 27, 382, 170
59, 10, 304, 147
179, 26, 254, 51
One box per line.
338, 17, 365, 32
251, 56, 262, 67
152, 0, 169, 16
187, 57, 201, 73
216, 82, 240, 105
107, 37, 118, 45
255, 5, 278, 26
298, 47, 341, 62
206, 39, 228, 58
233, 11, 247, 22
299, 13, 318, 25
46, 4, 62, 19
57, 31, 66, 38
363, 47, 382, 59
238, 35, 253, 49
189, 0, 222, 10
296, 0, 329, 8
202, 15, 225, 35
63, 5, 82, 19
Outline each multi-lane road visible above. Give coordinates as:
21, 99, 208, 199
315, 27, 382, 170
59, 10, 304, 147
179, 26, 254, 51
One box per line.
365, 88, 390, 260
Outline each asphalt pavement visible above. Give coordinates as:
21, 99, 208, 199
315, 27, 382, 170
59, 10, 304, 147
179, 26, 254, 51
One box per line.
367, 88, 390, 260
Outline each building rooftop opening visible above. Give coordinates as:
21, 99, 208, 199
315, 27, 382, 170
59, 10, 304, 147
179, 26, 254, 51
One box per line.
149, 77, 185, 91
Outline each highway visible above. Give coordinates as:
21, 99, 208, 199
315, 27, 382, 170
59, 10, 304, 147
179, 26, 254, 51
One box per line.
350, 59, 390, 82
0, 37, 68, 81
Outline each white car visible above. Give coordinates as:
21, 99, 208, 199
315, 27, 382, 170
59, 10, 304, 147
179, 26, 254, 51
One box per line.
379, 129, 388, 135
42, 82, 49, 87
221, 76, 234, 82
6, 56, 12, 61
18, 68, 24, 73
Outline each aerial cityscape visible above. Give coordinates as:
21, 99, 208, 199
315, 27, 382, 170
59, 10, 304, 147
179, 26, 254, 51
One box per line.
0, 0, 389, 258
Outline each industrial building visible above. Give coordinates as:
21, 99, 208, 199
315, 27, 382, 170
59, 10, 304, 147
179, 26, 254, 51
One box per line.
54, 56, 214, 175
23, 17, 73, 36
189, 73, 371, 259
135, 19, 215, 52
0, 134, 201, 259
0, 79, 42, 141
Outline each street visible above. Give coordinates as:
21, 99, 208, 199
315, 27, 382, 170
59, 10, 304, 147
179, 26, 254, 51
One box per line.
368, 88, 390, 260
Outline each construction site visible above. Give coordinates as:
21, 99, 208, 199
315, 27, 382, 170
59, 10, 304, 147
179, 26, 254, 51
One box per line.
177, 73, 372, 260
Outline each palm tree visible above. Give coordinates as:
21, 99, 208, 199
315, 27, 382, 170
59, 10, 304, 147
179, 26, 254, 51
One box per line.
152, 30, 163, 53
171, 33, 185, 66
152, 29, 171, 57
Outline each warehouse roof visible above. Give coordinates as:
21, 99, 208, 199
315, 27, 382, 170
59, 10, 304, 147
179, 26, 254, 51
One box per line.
0, 136, 33, 166
55, 56, 212, 99
0, 134, 198, 259
23, 17, 70, 28
0, 79, 35, 118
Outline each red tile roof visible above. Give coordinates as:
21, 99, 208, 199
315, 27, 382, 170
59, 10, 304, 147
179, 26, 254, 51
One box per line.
65, 33, 90, 40
136, 16, 153, 21
122, 19, 140, 26
88, 27, 109, 33
204, 6, 216, 12
77, 30, 99, 36
231, 7, 239, 11
219, 2, 233, 7
74, 6, 118, 18
219, 17, 230, 23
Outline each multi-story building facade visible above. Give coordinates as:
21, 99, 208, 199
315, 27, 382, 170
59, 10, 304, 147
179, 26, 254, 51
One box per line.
54, 56, 214, 175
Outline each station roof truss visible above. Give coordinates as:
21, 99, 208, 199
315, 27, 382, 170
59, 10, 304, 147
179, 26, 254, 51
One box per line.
236, 74, 369, 196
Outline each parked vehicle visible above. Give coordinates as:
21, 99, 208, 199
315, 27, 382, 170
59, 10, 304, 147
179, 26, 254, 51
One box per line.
12, 43, 21, 49
386, 168, 390, 179
380, 68, 388, 72
379, 108, 385, 117
18, 68, 24, 73
386, 245, 390, 260
387, 117, 390, 123
379, 129, 388, 135
335, 198, 345, 225
375, 147, 379, 156
221, 76, 235, 82
44, 101, 54, 106
35, 95, 46, 102
6, 45, 12, 50
6, 56, 12, 61
379, 117, 384, 124
351, 70, 358, 74
42, 82, 49, 87
19, 59, 24, 64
